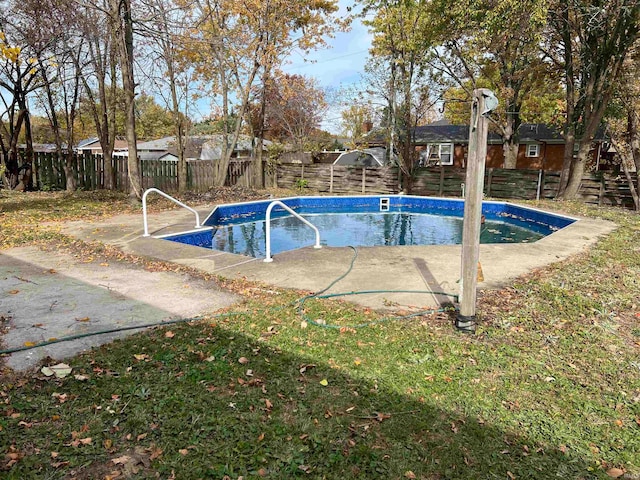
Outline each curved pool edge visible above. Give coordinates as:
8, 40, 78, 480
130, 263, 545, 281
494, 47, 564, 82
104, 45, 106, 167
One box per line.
59, 204, 616, 312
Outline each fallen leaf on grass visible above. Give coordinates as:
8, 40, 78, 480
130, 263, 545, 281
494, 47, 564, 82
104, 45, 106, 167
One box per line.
148, 447, 162, 461
178, 449, 188, 456
4, 450, 24, 468
606, 468, 625, 478
112, 455, 131, 465
133, 354, 149, 361
69, 437, 92, 448
165, 331, 175, 338
238, 357, 249, 364
376, 412, 391, 422
41, 363, 72, 378
74, 374, 89, 381
319, 379, 328, 386
404, 471, 416, 479
8, 290, 19, 295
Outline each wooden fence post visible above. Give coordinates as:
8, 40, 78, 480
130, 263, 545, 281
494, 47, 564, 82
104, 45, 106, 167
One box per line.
598, 174, 605, 207
301, 163, 305, 180
536, 169, 543, 200
362, 168, 366, 193
486, 168, 493, 197
439, 167, 445, 196
329, 164, 334, 193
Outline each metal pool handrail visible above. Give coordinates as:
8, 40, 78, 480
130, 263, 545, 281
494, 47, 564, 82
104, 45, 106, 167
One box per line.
264, 200, 321, 262
142, 188, 201, 237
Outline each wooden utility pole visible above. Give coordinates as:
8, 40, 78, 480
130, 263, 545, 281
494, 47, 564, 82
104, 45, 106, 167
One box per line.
456, 89, 498, 333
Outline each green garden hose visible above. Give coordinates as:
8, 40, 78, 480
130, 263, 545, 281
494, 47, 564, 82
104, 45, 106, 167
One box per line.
0, 246, 459, 355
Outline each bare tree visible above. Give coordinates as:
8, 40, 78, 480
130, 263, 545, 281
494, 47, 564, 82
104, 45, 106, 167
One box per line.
73, 1, 121, 190
108, 0, 142, 199
138, 0, 194, 192
0, 7, 48, 189
14, 0, 86, 191
547, 0, 640, 199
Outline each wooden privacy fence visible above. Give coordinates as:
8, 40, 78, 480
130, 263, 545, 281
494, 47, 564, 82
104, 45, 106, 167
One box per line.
33, 152, 261, 192
276, 164, 399, 194
30, 151, 638, 208
275, 163, 638, 207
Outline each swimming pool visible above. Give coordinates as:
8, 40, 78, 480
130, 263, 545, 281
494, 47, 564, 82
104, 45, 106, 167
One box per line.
160, 195, 576, 259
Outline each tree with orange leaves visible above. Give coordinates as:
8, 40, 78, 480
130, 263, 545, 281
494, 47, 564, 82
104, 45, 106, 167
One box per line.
187, 0, 344, 186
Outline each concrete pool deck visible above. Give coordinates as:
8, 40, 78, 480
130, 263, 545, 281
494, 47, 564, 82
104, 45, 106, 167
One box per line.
60, 203, 617, 312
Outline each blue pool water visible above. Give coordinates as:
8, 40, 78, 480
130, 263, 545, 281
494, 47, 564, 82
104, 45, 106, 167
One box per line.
161, 195, 576, 259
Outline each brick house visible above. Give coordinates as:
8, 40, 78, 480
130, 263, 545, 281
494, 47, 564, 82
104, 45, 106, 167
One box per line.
362, 122, 608, 171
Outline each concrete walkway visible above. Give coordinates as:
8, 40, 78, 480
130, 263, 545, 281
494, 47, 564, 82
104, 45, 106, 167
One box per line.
0, 246, 238, 371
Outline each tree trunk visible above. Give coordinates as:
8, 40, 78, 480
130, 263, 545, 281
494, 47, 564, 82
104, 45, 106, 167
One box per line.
562, 141, 591, 199
502, 106, 520, 169
64, 151, 77, 191
19, 106, 34, 191
557, 128, 575, 197
167, 52, 187, 193
626, 111, 640, 211
112, 0, 141, 199
5, 109, 26, 189
620, 156, 639, 211
502, 141, 519, 169
253, 69, 270, 190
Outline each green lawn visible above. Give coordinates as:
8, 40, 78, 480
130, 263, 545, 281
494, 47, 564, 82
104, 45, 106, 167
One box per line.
1, 191, 639, 479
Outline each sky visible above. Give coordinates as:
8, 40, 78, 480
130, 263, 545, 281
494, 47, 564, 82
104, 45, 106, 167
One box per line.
281, 1, 373, 135
188, 1, 373, 136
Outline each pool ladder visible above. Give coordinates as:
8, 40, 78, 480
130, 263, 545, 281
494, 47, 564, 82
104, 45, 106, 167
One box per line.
142, 188, 202, 237
264, 200, 321, 262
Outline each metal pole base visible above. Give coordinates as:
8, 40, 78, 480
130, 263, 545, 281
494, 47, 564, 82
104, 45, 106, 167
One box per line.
455, 314, 476, 334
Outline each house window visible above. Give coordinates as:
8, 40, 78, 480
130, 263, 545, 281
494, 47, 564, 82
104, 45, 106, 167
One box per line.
421, 143, 454, 166
526, 144, 540, 157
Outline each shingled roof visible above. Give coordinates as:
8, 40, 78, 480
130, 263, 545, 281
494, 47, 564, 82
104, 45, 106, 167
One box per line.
362, 122, 606, 145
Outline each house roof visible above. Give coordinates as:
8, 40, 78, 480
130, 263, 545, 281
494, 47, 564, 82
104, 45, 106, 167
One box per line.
139, 151, 166, 161
75, 138, 129, 151
363, 123, 606, 145
135, 135, 272, 161
137, 136, 176, 151
200, 135, 271, 160
413, 125, 471, 144
77, 137, 99, 149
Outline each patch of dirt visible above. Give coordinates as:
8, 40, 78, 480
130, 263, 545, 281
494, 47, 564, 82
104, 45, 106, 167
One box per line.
64, 445, 162, 480
180, 186, 271, 204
